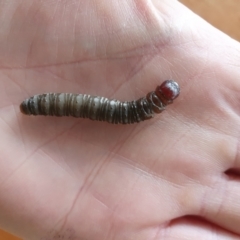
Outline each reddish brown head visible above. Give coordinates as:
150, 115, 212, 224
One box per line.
155, 80, 180, 104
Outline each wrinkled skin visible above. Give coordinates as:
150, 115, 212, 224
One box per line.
0, 0, 240, 239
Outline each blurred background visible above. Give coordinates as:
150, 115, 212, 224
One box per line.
181, 0, 240, 41
0, 0, 240, 239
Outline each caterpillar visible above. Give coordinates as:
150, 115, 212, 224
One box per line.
20, 80, 180, 124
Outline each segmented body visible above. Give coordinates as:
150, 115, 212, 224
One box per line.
20, 80, 180, 124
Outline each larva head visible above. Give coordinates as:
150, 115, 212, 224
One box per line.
155, 80, 180, 103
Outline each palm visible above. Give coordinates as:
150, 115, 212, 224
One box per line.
0, 1, 240, 239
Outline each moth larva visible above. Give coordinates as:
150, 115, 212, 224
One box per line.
20, 80, 180, 124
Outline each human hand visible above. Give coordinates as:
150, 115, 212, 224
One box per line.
0, 0, 240, 239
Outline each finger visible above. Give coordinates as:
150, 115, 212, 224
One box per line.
229, 142, 240, 170
198, 178, 240, 235
163, 216, 240, 240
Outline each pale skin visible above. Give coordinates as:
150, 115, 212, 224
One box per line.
0, 0, 240, 239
